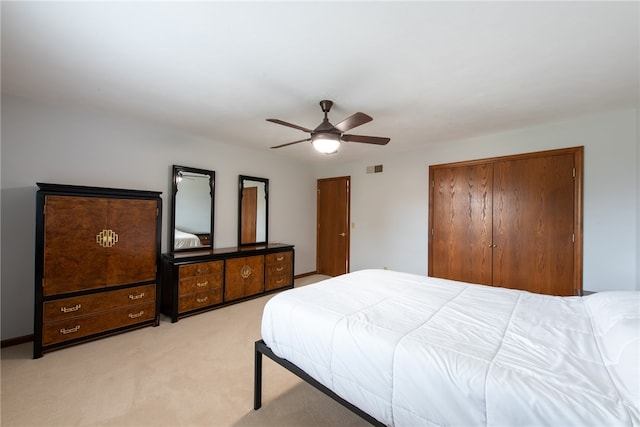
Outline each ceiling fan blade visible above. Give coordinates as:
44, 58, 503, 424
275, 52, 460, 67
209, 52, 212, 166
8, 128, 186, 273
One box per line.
334, 112, 373, 133
342, 134, 390, 145
266, 118, 312, 133
270, 138, 311, 149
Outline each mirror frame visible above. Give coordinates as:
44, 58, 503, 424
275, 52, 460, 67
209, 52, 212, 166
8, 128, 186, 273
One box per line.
238, 175, 269, 247
170, 165, 215, 252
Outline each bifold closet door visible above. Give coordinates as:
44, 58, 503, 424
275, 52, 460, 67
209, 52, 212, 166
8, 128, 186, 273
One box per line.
492, 153, 575, 296
429, 148, 581, 296
430, 163, 493, 285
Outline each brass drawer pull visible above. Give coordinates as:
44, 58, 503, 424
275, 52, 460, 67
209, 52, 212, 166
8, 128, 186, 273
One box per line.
276, 266, 284, 272
128, 311, 144, 319
276, 279, 284, 284
60, 325, 80, 335
60, 304, 81, 313
196, 281, 209, 287
276, 256, 284, 261
196, 268, 210, 274
196, 296, 208, 303
129, 292, 145, 300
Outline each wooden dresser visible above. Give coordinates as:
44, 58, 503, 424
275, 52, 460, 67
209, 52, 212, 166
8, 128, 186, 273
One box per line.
161, 244, 294, 322
34, 183, 162, 358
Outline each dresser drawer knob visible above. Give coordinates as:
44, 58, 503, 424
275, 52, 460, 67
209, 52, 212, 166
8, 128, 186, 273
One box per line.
60, 304, 81, 313
276, 279, 284, 284
128, 292, 145, 300
60, 325, 80, 335
276, 256, 284, 261
196, 268, 210, 274
196, 281, 209, 287
128, 311, 144, 319
276, 267, 284, 272
196, 296, 208, 304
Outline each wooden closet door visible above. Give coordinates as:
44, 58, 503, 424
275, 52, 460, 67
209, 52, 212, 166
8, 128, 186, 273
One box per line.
492, 153, 575, 295
430, 163, 493, 285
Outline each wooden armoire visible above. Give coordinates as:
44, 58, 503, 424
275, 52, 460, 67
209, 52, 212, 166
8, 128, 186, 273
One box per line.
34, 183, 162, 358
428, 147, 583, 296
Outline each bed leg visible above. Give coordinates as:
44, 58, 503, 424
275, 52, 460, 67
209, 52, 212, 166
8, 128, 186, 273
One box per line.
254, 340, 263, 410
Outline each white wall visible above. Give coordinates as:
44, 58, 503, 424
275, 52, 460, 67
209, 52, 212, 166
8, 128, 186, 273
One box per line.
0, 95, 317, 340
2, 97, 637, 341
316, 109, 639, 293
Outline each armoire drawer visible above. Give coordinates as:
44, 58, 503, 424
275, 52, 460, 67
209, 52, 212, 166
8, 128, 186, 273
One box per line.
43, 284, 156, 323
178, 289, 223, 313
42, 302, 155, 346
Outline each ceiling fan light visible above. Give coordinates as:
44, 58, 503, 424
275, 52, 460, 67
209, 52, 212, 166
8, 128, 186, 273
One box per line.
312, 134, 340, 154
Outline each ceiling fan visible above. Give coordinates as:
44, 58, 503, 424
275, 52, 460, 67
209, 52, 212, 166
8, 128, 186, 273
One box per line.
267, 100, 390, 154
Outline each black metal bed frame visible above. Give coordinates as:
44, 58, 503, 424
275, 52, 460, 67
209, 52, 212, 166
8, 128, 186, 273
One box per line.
254, 339, 385, 427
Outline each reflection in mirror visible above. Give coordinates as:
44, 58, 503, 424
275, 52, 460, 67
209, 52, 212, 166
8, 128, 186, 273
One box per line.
170, 165, 215, 251
238, 175, 268, 246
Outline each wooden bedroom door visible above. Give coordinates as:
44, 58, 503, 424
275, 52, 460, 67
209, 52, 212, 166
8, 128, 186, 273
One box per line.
428, 147, 583, 296
241, 186, 257, 244
317, 176, 350, 276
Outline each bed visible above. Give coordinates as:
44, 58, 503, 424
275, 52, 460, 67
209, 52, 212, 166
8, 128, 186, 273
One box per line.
255, 269, 640, 426
174, 228, 202, 249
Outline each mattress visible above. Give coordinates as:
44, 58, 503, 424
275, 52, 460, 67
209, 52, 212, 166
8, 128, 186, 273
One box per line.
261, 269, 640, 426
174, 228, 201, 248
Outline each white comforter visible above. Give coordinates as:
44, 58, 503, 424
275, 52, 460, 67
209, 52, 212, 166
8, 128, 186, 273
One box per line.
261, 269, 640, 426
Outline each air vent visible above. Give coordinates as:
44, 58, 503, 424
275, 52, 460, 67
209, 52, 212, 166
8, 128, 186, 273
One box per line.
366, 164, 383, 174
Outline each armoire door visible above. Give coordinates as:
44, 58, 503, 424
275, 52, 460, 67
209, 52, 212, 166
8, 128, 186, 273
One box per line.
43, 196, 158, 296
429, 147, 583, 296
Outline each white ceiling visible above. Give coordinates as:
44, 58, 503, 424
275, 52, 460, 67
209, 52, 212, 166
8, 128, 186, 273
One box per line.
2, 1, 638, 163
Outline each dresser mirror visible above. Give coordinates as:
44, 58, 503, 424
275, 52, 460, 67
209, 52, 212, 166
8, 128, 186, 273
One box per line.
238, 175, 268, 246
170, 165, 215, 251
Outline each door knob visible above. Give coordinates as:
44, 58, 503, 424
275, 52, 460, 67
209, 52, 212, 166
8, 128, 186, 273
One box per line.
339, 233, 346, 237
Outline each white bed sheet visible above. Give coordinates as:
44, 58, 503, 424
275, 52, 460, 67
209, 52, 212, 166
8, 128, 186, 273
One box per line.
261, 269, 640, 426
174, 229, 201, 248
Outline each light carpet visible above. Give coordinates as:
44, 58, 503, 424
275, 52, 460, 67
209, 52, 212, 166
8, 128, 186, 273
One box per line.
1, 275, 371, 427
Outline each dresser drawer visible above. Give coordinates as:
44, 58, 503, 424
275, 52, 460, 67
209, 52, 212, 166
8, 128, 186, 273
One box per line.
178, 289, 223, 313
265, 251, 293, 291
43, 284, 156, 323
42, 302, 155, 346
265, 263, 291, 277
265, 274, 292, 291
265, 251, 292, 267
178, 274, 223, 295
179, 261, 223, 279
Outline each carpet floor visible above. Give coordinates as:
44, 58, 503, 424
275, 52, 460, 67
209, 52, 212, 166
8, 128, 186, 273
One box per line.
1, 275, 371, 427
